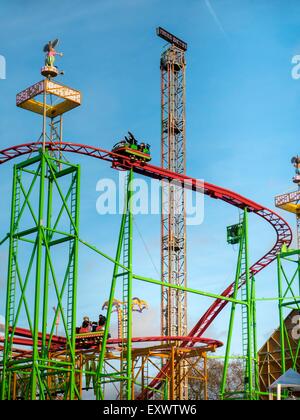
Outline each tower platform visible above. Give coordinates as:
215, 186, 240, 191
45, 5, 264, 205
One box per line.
275, 190, 300, 215
16, 79, 81, 117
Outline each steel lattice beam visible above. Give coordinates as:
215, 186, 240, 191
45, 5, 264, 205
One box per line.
160, 44, 187, 399
0, 141, 293, 399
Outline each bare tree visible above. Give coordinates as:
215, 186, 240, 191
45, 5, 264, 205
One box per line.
188, 358, 244, 400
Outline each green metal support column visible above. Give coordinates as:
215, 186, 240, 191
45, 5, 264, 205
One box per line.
244, 209, 254, 399
277, 248, 300, 377
251, 277, 259, 393
31, 151, 46, 399
1, 165, 19, 400
96, 207, 127, 399
126, 169, 134, 400
220, 208, 257, 400
0, 150, 81, 400
96, 169, 134, 400
277, 254, 286, 374
70, 166, 80, 400
41, 168, 53, 359
220, 213, 245, 399
164, 379, 169, 400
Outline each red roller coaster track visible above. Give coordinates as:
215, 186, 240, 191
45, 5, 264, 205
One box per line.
0, 327, 223, 350
0, 141, 292, 396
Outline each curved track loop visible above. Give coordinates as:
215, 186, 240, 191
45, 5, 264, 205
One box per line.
0, 329, 222, 349
0, 142, 292, 396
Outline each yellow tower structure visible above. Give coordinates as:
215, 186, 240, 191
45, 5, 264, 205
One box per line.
16, 78, 81, 151
275, 156, 300, 248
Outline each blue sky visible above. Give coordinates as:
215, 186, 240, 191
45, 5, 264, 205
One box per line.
1, 0, 300, 355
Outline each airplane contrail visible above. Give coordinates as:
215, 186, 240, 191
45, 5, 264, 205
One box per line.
204, 0, 228, 39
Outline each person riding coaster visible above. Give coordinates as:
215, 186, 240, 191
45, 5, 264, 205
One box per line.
78, 314, 109, 336
79, 316, 92, 333
112, 131, 151, 162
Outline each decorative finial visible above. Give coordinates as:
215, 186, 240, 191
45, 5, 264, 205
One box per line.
291, 156, 300, 184
41, 39, 64, 79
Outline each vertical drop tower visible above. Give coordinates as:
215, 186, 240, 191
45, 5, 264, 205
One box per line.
157, 27, 188, 399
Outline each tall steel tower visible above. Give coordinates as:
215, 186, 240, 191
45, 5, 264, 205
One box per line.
157, 27, 188, 399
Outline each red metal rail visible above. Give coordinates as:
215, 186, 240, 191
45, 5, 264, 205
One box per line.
0, 142, 292, 396
0, 328, 222, 349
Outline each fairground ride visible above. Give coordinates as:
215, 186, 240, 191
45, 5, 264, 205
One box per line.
0, 32, 295, 400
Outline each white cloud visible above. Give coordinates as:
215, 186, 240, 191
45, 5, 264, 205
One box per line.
132, 305, 160, 338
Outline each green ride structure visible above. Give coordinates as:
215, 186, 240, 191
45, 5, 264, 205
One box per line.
0, 36, 299, 400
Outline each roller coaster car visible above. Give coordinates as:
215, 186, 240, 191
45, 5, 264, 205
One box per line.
227, 223, 243, 245
76, 330, 105, 348
112, 134, 151, 163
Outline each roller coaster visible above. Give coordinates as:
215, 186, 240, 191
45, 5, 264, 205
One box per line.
0, 29, 297, 401
0, 140, 292, 399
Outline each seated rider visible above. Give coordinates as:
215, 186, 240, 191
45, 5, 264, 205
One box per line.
128, 131, 138, 146
79, 316, 92, 333
96, 314, 106, 331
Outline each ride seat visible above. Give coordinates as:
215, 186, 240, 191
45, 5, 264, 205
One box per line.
79, 327, 91, 333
